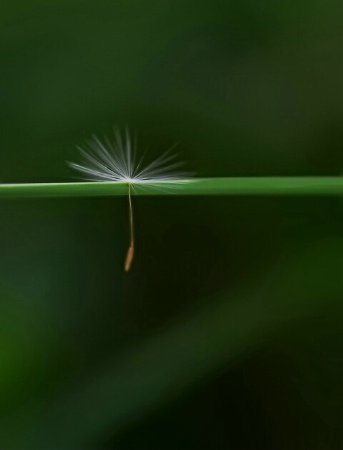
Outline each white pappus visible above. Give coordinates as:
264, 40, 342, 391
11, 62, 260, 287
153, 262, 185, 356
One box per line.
68, 127, 191, 272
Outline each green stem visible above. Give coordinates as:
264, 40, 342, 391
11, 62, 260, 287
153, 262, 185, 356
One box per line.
0, 177, 343, 198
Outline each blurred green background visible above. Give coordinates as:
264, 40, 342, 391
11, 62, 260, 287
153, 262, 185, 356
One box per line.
1, 1, 343, 448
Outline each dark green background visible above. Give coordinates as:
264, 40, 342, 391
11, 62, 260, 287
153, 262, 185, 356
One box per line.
1, 1, 343, 448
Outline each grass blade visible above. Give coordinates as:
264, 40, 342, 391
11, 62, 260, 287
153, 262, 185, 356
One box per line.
0, 177, 343, 198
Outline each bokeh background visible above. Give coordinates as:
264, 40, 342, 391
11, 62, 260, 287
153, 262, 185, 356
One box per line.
1, 1, 343, 449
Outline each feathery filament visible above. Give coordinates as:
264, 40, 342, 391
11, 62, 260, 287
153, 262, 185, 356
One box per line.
68, 127, 191, 271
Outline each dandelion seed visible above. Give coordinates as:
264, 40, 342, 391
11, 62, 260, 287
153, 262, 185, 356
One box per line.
68, 127, 191, 271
